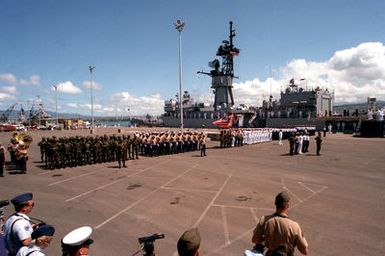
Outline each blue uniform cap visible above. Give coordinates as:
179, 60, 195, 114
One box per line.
32, 225, 55, 239
10, 192, 33, 206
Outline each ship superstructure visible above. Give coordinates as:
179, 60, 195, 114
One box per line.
162, 21, 241, 128
199, 21, 240, 111
260, 78, 334, 119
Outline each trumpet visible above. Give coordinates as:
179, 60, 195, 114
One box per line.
15, 132, 33, 149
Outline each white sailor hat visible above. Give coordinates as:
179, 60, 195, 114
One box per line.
62, 226, 93, 247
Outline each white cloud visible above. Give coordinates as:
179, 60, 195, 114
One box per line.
0, 73, 17, 85
54, 81, 82, 94
0, 92, 15, 100
102, 92, 163, 116
67, 103, 78, 108
0, 73, 41, 86
19, 75, 41, 86
82, 80, 102, 90
0, 86, 17, 94
232, 41, 385, 106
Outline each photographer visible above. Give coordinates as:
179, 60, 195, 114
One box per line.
4, 193, 35, 256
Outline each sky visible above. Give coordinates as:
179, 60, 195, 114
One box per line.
1, 0, 385, 117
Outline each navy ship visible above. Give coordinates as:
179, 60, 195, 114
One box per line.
161, 22, 335, 130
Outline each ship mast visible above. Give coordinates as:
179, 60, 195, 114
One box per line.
198, 21, 240, 111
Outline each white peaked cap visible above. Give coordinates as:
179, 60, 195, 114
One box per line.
62, 226, 93, 246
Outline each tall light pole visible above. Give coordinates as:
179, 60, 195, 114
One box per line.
174, 19, 185, 134
89, 65, 95, 129
53, 85, 59, 126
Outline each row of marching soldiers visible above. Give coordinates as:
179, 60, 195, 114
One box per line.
38, 131, 208, 169
219, 128, 273, 148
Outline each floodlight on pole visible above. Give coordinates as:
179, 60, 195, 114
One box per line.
174, 19, 185, 134
89, 65, 95, 129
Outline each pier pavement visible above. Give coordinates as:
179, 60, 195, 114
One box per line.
1, 128, 384, 256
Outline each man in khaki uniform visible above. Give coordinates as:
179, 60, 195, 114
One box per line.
252, 191, 308, 255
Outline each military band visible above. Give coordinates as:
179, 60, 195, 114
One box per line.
6, 132, 32, 174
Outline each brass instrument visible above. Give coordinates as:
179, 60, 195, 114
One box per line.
15, 132, 33, 149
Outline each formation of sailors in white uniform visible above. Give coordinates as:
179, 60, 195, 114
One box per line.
219, 126, 316, 148
242, 128, 273, 144
367, 108, 385, 121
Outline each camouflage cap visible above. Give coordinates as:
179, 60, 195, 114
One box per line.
177, 228, 201, 256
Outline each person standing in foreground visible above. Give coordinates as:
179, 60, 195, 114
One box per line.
251, 191, 308, 255
61, 226, 93, 256
16, 225, 55, 256
315, 132, 322, 156
177, 228, 201, 256
4, 193, 35, 256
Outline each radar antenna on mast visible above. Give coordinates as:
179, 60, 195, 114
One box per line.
197, 21, 240, 111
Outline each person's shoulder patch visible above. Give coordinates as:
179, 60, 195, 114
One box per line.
25, 225, 31, 231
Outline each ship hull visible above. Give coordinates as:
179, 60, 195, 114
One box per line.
160, 116, 219, 129
161, 116, 328, 130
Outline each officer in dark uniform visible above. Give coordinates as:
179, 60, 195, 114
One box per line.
288, 133, 296, 156
315, 132, 323, 156
0, 143, 5, 177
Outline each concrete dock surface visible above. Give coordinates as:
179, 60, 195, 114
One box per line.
1, 128, 384, 256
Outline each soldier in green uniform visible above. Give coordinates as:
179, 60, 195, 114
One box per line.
115, 136, 126, 168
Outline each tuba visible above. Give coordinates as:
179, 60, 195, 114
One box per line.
15, 132, 33, 149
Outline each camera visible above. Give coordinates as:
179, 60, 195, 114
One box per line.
0, 200, 9, 208
138, 233, 165, 244
137, 233, 165, 256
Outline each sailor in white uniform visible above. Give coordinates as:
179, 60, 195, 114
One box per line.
278, 130, 283, 145
4, 193, 34, 256
61, 226, 94, 256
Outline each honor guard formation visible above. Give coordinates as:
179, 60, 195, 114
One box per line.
37, 131, 208, 170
